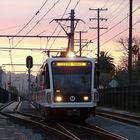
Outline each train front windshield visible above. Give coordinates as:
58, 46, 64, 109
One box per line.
51, 61, 92, 95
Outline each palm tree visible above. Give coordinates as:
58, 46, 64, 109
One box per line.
99, 51, 115, 74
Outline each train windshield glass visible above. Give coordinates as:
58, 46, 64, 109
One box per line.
51, 61, 92, 95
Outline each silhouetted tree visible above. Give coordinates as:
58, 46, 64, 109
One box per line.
117, 36, 140, 70
116, 36, 140, 86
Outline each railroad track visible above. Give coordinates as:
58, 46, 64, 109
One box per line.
97, 109, 140, 127
0, 102, 77, 140
57, 122, 128, 140
0, 102, 128, 140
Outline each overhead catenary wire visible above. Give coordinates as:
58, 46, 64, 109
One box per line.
6, 0, 49, 71
44, 0, 80, 50
40, 0, 81, 63
48, 0, 72, 49
13, 0, 61, 48
0, 13, 69, 33
39, 0, 73, 65
15, 0, 49, 36
47, 0, 81, 57
74, 0, 80, 10
1, 0, 140, 74
40, 0, 73, 63
36, 12, 70, 36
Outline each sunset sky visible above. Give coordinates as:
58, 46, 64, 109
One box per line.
0, 0, 140, 74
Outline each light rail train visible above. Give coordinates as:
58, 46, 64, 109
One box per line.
32, 51, 98, 120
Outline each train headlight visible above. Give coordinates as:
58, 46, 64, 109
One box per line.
55, 96, 62, 102
67, 51, 75, 58
83, 96, 89, 101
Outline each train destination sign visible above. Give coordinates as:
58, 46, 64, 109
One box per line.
54, 62, 89, 67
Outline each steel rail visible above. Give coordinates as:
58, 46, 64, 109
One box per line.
0, 101, 14, 111
86, 123, 128, 140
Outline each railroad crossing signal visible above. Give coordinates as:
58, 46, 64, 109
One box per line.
26, 56, 33, 69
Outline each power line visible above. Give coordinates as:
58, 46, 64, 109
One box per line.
100, 20, 140, 47
89, 0, 128, 43
91, 6, 140, 43
101, 0, 111, 8
106, 0, 126, 19
107, 3, 128, 26
87, 19, 140, 55
101, 0, 117, 11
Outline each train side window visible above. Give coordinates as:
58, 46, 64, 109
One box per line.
45, 65, 50, 89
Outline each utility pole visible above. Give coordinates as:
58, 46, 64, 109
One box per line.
75, 31, 88, 56
70, 9, 75, 52
8, 73, 11, 101
0, 67, 3, 88
89, 8, 108, 89
128, 0, 133, 86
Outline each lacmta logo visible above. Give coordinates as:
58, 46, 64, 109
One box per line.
70, 96, 76, 102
